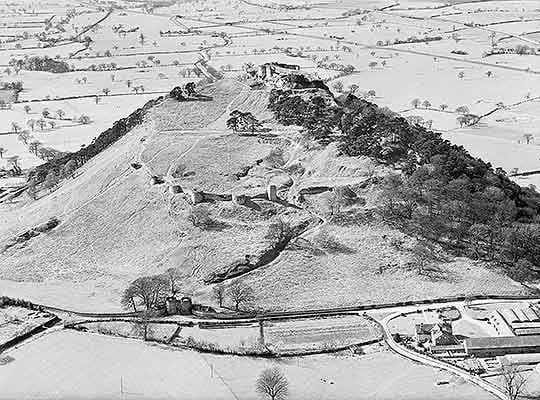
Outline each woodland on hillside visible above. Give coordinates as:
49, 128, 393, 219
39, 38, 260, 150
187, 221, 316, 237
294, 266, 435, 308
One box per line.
269, 79, 540, 279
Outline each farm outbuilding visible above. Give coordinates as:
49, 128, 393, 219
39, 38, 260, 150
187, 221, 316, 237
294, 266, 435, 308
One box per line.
165, 297, 178, 315
464, 335, 540, 357
179, 297, 193, 315
489, 305, 540, 336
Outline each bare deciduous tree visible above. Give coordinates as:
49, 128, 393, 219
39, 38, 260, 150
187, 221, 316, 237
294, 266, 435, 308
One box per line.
228, 281, 255, 311
256, 367, 289, 400
121, 275, 169, 311
164, 267, 184, 296
501, 363, 528, 400
212, 284, 226, 307
133, 309, 158, 341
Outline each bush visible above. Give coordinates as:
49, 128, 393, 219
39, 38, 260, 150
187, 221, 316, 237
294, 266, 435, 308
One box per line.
264, 147, 287, 168
313, 229, 354, 254
188, 205, 225, 230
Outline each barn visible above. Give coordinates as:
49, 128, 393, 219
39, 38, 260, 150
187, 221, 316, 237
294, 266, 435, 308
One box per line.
464, 335, 540, 357
489, 305, 540, 336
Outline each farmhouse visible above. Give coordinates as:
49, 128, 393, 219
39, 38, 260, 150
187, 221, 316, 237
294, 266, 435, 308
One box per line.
431, 322, 458, 346
415, 321, 457, 346
414, 323, 434, 343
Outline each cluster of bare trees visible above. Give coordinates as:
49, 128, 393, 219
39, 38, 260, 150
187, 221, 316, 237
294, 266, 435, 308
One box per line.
1, 154, 22, 176
345, 84, 376, 98
121, 267, 185, 312
132, 85, 145, 94
456, 113, 479, 127
121, 267, 256, 313
212, 281, 255, 311
179, 68, 202, 78
408, 98, 479, 127
14, 121, 62, 165
10, 106, 91, 180
410, 98, 434, 109
406, 115, 433, 129
498, 362, 538, 400
87, 62, 117, 71
135, 57, 161, 69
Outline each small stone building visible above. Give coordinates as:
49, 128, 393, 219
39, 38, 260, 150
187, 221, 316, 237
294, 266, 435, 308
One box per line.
179, 297, 193, 315
164, 296, 193, 315
165, 297, 178, 315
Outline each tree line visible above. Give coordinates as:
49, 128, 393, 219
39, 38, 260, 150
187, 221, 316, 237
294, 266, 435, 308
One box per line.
121, 267, 255, 313
9, 56, 71, 73
27, 95, 162, 187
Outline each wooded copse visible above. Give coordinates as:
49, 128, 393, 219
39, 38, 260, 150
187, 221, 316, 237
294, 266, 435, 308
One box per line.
9, 56, 71, 73
268, 76, 540, 278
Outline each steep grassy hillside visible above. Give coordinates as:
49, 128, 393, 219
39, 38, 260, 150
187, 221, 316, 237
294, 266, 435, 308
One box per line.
0, 81, 315, 310
0, 79, 531, 311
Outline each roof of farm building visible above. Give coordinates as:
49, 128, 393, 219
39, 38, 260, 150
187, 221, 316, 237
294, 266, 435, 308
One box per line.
497, 307, 540, 324
415, 323, 435, 335
514, 328, 540, 336
465, 335, 540, 350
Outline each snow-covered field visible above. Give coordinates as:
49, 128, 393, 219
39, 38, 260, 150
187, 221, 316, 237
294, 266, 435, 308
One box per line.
0, 0, 206, 173
0, 0, 539, 396
0, 329, 494, 400
0, 306, 53, 345
2, 0, 538, 182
